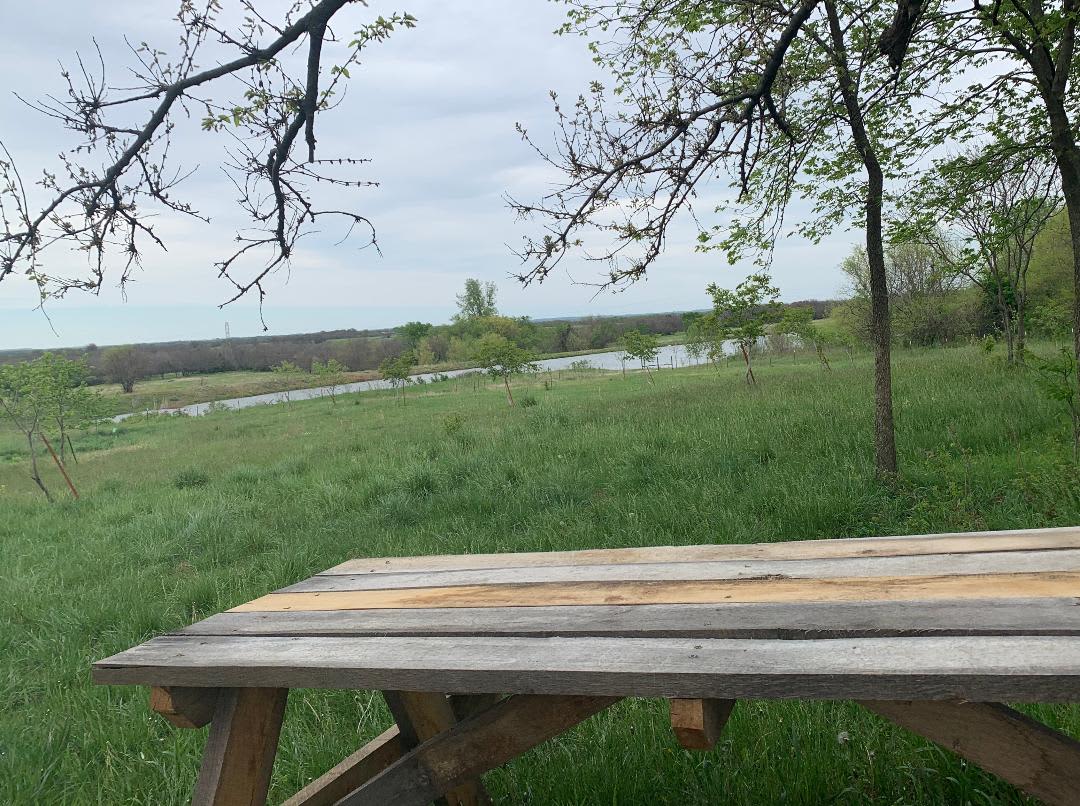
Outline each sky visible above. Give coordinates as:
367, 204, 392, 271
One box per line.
0, 1, 856, 350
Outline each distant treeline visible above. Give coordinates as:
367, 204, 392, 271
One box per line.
4, 308, 830, 383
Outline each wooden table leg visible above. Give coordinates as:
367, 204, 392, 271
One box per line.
341, 694, 619, 806
860, 699, 1080, 806
193, 687, 289, 806
669, 698, 735, 750
383, 691, 491, 805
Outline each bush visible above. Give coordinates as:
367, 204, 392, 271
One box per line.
173, 467, 210, 489
441, 412, 467, 437
520, 395, 539, 408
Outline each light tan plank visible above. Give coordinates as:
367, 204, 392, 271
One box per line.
93, 634, 1080, 702
181, 598, 1080, 639
282, 726, 403, 806
231, 572, 1080, 612
325, 528, 1080, 575
285, 550, 1080, 593
669, 698, 735, 749
862, 700, 1080, 806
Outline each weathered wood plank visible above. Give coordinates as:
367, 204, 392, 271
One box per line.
382, 691, 490, 805
231, 571, 1080, 612
669, 698, 735, 749
192, 687, 288, 806
861, 700, 1080, 806
150, 685, 219, 729
324, 527, 1080, 575
281, 550, 1080, 593
180, 598, 1080, 639
337, 695, 619, 806
93, 634, 1080, 701
282, 726, 403, 806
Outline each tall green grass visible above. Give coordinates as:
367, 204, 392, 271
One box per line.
1, 345, 1078, 804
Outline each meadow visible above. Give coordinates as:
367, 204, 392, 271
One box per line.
2, 344, 1079, 804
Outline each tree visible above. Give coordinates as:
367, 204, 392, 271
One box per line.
0, 4, 416, 321
944, 0, 1080, 399
780, 306, 831, 370
621, 330, 660, 382
101, 346, 144, 394
510, 0, 947, 475
0, 360, 53, 499
454, 279, 498, 321
703, 274, 782, 385
311, 358, 348, 406
38, 353, 106, 464
0, 356, 101, 499
473, 333, 536, 406
380, 352, 415, 403
396, 322, 433, 348
271, 360, 304, 405
901, 147, 1060, 362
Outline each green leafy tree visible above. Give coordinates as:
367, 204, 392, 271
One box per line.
380, 351, 416, 403
38, 353, 106, 464
511, 0, 950, 475
780, 306, 831, 370
396, 321, 433, 348
454, 279, 498, 321
311, 358, 348, 406
0, 360, 55, 500
899, 147, 1060, 363
622, 330, 660, 382
703, 274, 781, 385
943, 0, 1080, 396
473, 333, 536, 406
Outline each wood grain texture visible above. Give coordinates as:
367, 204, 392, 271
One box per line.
337, 695, 619, 806
92, 634, 1080, 701
150, 686, 219, 729
669, 698, 735, 750
192, 687, 288, 806
324, 528, 1080, 575
281, 550, 1080, 593
281, 726, 403, 806
382, 691, 490, 805
181, 598, 1080, 639
861, 700, 1080, 806
231, 571, 1080, 612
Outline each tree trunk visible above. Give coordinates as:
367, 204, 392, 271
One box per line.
1016, 277, 1027, 362
503, 376, 515, 406
26, 433, 53, 503
740, 344, 756, 385
826, 0, 898, 475
1000, 290, 1015, 365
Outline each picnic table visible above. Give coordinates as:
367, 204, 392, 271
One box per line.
93, 526, 1080, 805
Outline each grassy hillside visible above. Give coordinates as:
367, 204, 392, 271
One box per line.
2, 346, 1078, 804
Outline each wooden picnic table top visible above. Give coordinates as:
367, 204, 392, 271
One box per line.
93, 526, 1080, 703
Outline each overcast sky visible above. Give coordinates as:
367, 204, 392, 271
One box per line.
0, 1, 856, 350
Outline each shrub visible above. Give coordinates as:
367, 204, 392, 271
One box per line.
442, 412, 466, 436
520, 395, 539, 408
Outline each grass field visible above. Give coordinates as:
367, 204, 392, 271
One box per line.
2, 344, 1079, 804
